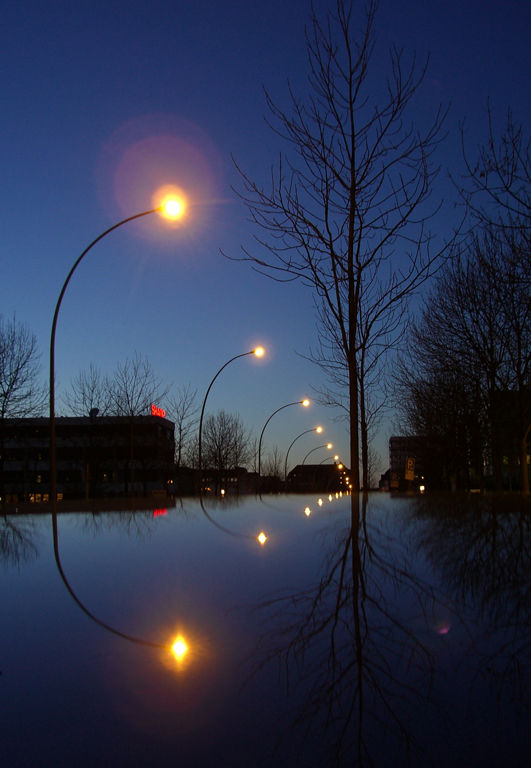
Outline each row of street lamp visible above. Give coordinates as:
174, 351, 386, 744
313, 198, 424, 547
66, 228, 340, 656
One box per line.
48, 192, 343, 505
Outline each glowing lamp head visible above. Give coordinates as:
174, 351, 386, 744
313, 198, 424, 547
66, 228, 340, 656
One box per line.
316, 426, 323, 433
304, 507, 311, 516
257, 532, 267, 545
327, 443, 332, 449
171, 637, 188, 660
254, 347, 265, 357
334, 455, 339, 461
163, 198, 185, 218
154, 185, 187, 221
302, 399, 310, 407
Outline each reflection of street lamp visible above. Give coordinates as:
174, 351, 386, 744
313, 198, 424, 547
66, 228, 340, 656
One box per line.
52, 510, 172, 650
302, 443, 332, 465
284, 427, 323, 483
49, 197, 185, 506
198, 347, 264, 495
257, 398, 310, 491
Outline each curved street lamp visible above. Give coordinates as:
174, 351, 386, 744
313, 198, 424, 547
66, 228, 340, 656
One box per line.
49, 197, 185, 507
320, 454, 340, 464
52, 510, 172, 650
302, 443, 333, 465
197, 347, 264, 495
257, 398, 310, 492
284, 426, 323, 484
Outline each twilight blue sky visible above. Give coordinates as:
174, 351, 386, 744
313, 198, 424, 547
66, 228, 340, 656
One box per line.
1, 0, 530, 473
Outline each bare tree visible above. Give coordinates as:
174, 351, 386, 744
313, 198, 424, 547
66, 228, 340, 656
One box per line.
0, 314, 44, 501
62, 362, 112, 417
229, 0, 455, 491
166, 384, 199, 494
202, 409, 253, 493
395, 229, 531, 492
107, 352, 170, 496
459, 106, 531, 248
263, 445, 285, 480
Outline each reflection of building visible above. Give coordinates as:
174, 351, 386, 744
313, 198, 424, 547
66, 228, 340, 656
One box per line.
286, 463, 351, 493
0, 415, 175, 503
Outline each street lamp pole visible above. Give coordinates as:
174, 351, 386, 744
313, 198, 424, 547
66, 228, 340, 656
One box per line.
284, 426, 322, 486
197, 347, 264, 495
302, 443, 332, 465
257, 399, 309, 492
49, 199, 184, 507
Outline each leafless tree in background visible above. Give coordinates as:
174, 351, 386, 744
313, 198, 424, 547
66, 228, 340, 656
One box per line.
166, 384, 199, 494
107, 352, 170, 496
202, 409, 253, 493
62, 362, 112, 417
0, 314, 44, 501
229, 0, 455, 491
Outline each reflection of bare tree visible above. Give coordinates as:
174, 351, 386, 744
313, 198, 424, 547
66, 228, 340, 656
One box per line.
0, 514, 39, 570
247, 494, 449, 767
406, 493, 531, 713
78, 509, 155, 541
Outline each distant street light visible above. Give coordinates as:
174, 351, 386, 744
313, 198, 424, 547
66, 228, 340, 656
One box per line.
257, 398, 310, 492
198, 347, 265, 494
49, 196, 186, 507
302, 443, 332, 465
284, 426, 323, 483
320, 454, 340, 464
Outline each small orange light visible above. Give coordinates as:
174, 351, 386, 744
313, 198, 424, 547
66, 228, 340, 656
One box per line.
302, 399, 310, 407
254, 347, 265, 357
257, 532, 267, 545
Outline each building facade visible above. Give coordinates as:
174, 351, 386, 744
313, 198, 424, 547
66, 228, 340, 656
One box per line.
0, 415, 175, 503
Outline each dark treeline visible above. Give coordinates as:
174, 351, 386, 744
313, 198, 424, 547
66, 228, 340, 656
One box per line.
395, 109, 531, 492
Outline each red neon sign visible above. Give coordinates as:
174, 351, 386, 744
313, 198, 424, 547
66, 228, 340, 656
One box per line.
151, 404, 166, 418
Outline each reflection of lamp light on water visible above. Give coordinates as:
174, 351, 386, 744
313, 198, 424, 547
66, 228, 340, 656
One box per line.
52, 510, 189, 660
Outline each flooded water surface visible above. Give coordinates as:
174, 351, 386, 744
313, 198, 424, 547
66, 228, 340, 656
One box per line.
2, 493, 531, 767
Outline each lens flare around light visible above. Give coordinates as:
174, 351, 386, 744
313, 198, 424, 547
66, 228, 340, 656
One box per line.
302, 399, 310, 407
316, 426, 323, 433
257, 532, 267, 545
254, 347, 265, 357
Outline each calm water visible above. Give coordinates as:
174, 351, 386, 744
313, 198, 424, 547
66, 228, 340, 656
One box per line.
2, 493, 531, 767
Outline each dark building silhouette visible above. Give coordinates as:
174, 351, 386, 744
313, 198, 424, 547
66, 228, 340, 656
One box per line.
286, 462, 351, 493
0, 415, 175, 503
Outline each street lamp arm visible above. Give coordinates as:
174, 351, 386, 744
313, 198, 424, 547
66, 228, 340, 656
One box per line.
49, 207, 160, 505
198, 349, 259, 494
284, 428, 319, 481
302, 444, 330, 465
258, 400, 306, 483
